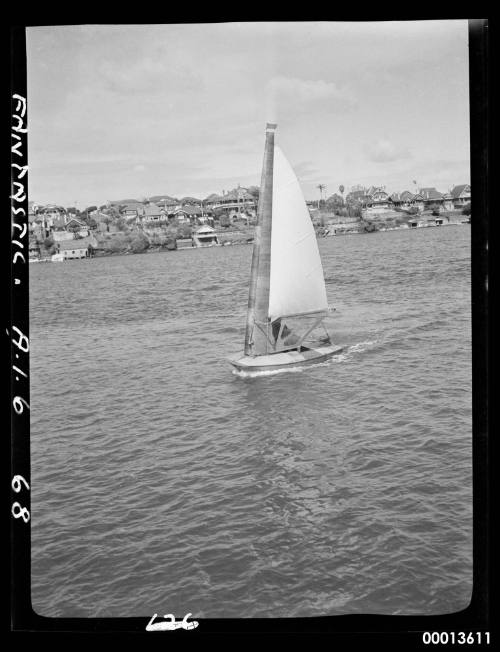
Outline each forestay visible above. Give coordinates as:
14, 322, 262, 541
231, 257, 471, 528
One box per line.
268, 145, 329, 321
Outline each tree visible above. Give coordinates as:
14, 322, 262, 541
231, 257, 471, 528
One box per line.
347, 202, 362, 218
178, 223, 192, 238
339, 185, 345, 195
84, 205, 97, 214
462, 202, 471, 216
317, 184, 326, 208
105, 205, 122, 220
247, 186, 260, 202
116, 217, 128, 232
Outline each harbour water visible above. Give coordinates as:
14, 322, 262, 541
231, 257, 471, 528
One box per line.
30, 225, 472, 618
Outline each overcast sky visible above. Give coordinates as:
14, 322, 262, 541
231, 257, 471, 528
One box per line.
26, 21, 470, 207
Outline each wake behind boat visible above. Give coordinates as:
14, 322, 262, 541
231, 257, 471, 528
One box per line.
230, 123, 343, 373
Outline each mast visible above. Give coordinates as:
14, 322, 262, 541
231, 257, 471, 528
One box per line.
244, 123, 277, 356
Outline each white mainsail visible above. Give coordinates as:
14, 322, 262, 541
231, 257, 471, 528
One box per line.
268, 145, 329, 321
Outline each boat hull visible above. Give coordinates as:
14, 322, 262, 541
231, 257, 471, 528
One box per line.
229, 344, 343, 373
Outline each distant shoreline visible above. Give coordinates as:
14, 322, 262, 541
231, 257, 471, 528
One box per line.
29, 221, 470, 264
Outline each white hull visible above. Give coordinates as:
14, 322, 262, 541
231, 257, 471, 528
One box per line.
230, 344, 343, 372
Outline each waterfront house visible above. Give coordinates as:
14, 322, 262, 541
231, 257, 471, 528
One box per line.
419, 187, 445, 211
364, 187, 391, 213
193, 225, 219, 247
450, 184, 471, 209
442, 193, 455, 212
55, 235, 97, 259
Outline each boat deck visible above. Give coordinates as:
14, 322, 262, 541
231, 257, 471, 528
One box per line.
230, 344, 343, 373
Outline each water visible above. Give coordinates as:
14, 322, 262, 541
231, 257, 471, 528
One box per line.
30, 226, 472, 618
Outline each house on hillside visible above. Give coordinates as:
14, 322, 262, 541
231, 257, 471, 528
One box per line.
442, 193, 455, 212
206, 186, 257, 216
37, 204, 68, 226
204, 193, 224, 208
390, 191, 424, 212
139, 203, 168, 223
450, 184, 471, 209
119, 202, 144, 218
64, 218, 90, 238
170, 205, 214, 225
419, 187, 445, 211
389, 192, 404, 208
365, 187, 391, 212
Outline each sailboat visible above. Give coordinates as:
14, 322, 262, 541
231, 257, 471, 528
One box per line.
230, 123, 343, 373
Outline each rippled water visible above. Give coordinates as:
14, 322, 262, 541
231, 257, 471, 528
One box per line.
30, 225, 472, 618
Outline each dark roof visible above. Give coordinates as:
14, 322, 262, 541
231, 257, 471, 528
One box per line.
174, 205, 213, 215
58, 236, 95, 250
142, 203, 165, 216
38, 205, 66, 214
419, 187, 444, 201
121, 202, 144, 212
65, 218, 86, 228
450, 184, 470, 198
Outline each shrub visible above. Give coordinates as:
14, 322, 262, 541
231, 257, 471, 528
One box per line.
108, 235, 128, 253
130, 233, 150, 253
361, 220, 378, 233
462, 202, 471, 216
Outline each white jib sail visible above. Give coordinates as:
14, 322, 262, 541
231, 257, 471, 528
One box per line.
268, 145, 329, 321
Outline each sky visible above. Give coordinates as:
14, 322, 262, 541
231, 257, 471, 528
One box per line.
26, 21, 470, 208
